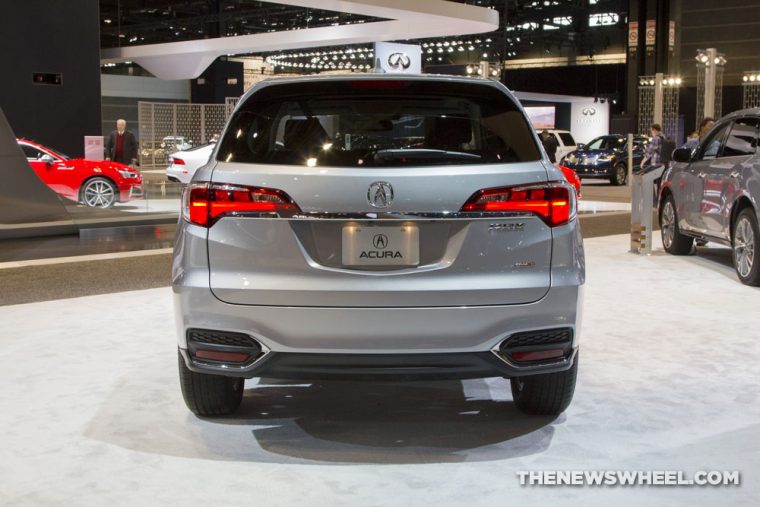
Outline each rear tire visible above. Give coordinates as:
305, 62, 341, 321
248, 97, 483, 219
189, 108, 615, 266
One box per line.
733, 208, 760, 286
511, 355, 578, 416
660, 195, 693, 255
178, 350, 244, 416
610, 163, 627, 186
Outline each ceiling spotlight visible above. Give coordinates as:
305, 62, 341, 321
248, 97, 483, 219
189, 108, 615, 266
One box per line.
649, 79, 655, 86
675, 77, 682, 85
751, 75, 757, 82
744, 75, 750, 82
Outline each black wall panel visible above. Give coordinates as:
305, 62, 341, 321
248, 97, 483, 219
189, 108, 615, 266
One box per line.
0, 0, 101, 158
191, 59, 244, 104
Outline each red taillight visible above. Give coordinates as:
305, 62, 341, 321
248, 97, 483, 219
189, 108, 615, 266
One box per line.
460, 183, 575, 227
172, 157, 185, 165
183, 183, 300, 227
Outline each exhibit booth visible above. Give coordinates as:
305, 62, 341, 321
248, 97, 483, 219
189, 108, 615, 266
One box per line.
514, 90, 612, 144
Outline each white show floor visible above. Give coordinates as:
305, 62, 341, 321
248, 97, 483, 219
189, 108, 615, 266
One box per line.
1, 235, 759, 506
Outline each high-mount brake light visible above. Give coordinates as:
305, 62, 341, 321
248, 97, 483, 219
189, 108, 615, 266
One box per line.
460, 183, 575, 227
350, 80, 411, 90
182, 183, 300, 227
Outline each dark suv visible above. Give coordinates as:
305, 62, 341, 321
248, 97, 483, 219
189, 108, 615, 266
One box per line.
659, 109, 760, 285
561, 134, 649, 185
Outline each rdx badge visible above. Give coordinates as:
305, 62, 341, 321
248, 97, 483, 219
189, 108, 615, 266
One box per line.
488, 223, 525, 232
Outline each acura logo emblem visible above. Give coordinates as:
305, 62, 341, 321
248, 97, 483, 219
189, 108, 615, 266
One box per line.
372, 234, 389, 249
582, 107, 597, 116
387, 52, 411, 70
367, 181, 394, 208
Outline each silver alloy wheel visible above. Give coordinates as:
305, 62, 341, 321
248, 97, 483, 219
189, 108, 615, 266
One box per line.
662, 200, 675, 249
83, 179, 115, 208
734, 216, 755, 278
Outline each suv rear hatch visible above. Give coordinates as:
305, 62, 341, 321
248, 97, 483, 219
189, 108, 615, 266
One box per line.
189, 77, 573, 307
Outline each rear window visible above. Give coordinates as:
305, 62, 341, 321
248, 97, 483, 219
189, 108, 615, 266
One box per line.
558, 132, 575, 146
217, 79, 541, 167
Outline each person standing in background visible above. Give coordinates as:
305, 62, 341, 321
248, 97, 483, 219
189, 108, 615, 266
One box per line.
683, 117, 715, 152
105, 119, 138, 166
540, 130, 558, 163
641, 124, 663, 169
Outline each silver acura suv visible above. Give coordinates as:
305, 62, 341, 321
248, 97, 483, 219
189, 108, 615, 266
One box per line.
660, 109, 760, 285
173, 74, 585, 417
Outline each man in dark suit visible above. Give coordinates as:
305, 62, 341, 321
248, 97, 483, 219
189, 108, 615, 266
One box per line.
105, 119, 138, 166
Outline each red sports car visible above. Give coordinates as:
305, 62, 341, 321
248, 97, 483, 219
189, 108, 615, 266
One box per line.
18, 139, 143, 208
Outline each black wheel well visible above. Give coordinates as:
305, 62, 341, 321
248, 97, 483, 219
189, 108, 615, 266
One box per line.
658, 186, 673, 214
730, 196, 754, 240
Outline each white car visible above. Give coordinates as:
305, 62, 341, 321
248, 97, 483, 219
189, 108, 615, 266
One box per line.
538, 129, 577, 161
166, 143, 215, 184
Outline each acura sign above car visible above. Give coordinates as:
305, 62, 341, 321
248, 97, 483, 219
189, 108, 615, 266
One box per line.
373, 42, 421, 73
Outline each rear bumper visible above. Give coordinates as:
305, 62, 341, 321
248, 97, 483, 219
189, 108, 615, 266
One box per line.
179, 346, 578, 380
174, 282, 582, 352
172, 217, 584, 380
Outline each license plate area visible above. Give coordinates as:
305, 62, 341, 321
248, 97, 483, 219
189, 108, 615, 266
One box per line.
342, 225, 420, 266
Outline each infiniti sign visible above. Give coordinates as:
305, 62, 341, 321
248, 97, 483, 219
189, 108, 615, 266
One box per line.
387, 52, 412, 70
373, 42, 421, 73
582, 107, 597, 116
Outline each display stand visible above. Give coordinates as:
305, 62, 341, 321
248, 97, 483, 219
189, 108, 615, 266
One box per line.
630, 164, 665, 254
